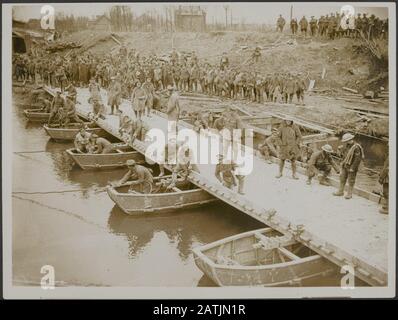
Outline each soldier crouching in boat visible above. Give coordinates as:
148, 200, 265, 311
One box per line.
88, 134, 113, 154
333, 133, 364, 199
306, 144, 340, 186
115, 159, 154, 194
74, 126, 92, 153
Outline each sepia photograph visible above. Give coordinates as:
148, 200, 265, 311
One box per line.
1, 1, 396, 299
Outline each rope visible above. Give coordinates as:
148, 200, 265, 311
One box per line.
12, 194, 107, 230
13, 188, 105, 195
13, 150, 49, 154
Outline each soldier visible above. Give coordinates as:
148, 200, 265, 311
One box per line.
213, 114, 227, 131
309, 16, 318, 36
275, 116, 302, 179
48, 89, 64, 125
378, 145, 389, 214
170, 48, 178, 65
180, 64, 190, 92
290, 18, 298, 35
299, 16, 308, 36
362, 13, 369, 36
131, 81, 147, 120
107, 76, 121, 115
153, 63, 163, 90
306, 144, 340, 186
220, 52, 229, 69
333, 133, 364, 199
284, 74, 296, 104
74, 126, 92, 153
130, 118, 148, 142
190, 64, 200, 92
252, 47, 262, 63
215, 154, 237, 189
64, 95, 84, 125
116, 160, 154, 194
88, 134, 113, 154
142, 77, 155, 117
258, 128, 279, 164
354, 13, 362, 38
166, 85, 180, 135
295, 73, 306, 105
276, 14, 286, 32
318, 16, 325, 36
328, 13, 337, 39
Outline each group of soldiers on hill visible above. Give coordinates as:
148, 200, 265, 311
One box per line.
277, 12, 388, 40
13, 45, 308, 107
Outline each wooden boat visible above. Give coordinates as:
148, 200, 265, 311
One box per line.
23, 109, 50, 122
66, 143, 145, 170
192, 228, 334, 287
107, 176, 217, 215
43, 123, 105, 141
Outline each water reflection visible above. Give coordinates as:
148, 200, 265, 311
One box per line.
107, 203, 264, 263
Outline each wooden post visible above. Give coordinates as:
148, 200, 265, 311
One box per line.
290, 5, 293, 21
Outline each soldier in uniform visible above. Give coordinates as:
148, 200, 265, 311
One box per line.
215, 154, 237, 190
333, 133, 364, 199
220, 52, 229, 70
309, 16, 318, 36
295, 73, 306, 105
306, 144, 340, 186
299, 16, 308, 36
74, 126, 92, 153
142, 77, 155, 117
275, 116, 302, 179
166, 85, 180, 136
48, 89, 64, 125
107, 76, 122, 115
131, 81, 147, 120
356, 13, 363, 36
89, 134, 113, 154
64, 95, 84, 125
258, 128, 279, 164
276, 14, 286, 32
116, 159, 154, 194
290, 18, 298, 35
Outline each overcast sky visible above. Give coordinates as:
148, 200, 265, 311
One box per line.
13, 2, 389, 24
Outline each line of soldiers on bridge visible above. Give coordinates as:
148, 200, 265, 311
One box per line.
277, 12, 388, 40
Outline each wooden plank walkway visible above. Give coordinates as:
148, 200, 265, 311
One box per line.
45, 86, 389, 286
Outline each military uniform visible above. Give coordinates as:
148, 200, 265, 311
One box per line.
334, 141, 364, 199
309, 17, 318, 36
276, 120, 302, 179
307, 150, 339, 184
299, 17, 308, 35
215, 162, 237, 189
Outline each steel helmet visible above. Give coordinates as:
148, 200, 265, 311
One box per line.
341, 133, 355, 142
321, 144, 333, 153
126, 159, 136, 166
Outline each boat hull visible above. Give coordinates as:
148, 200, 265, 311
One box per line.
107, 186, 216, 215
193, 228, 333, 287
43, 124, 105, 141
66, 146, 145, 170
23, 109, 50, 122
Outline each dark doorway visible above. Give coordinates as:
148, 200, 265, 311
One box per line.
13, 36, 26, 53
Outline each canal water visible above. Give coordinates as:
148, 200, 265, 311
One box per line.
11, 93, 367, 288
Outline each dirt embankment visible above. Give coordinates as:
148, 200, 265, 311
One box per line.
62, 30, 387, 93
